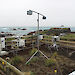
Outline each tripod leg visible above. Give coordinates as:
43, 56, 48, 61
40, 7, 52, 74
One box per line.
26, 50, 38, 64
39, 50, 49, 59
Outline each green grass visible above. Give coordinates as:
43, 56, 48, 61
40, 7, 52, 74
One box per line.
45, 58, 56, 67
30, 71, 35, 75
30, 48, 38, 56
40, 30, 48, 34
51, 52, 58, 58
44, 35, 52, 39
5, 38, 16, 42
11, 56, 24, 66
45, 52, 58, 67
31, 57, 39, 62
21, 35, 37, 40
60, 33, 75, 41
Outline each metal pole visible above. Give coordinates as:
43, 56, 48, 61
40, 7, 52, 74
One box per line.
26, 50, 38, 64
37, 13, 40, 51
31, 10, 45, 17
26, 10, 49, 64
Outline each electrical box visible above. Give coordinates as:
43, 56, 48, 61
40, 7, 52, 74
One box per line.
39, 35, 43, 40
52, 36, 60, 42
19, 39, 25, 47
1, 38, 5, 48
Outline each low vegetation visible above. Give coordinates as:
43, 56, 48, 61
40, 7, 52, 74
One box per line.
31, 57, 39, 62
5, 37, 15, 42
45, 58, 56, 67
30, 48, 38, 55
11, 56, 24, 66
45, 52, 57, 67
60, 33, 75, 41
51, 52, 58, 58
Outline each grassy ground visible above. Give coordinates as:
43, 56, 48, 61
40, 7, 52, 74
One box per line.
3, 46, 75, 75
3, 33, 75, 75
60, 33, 75, 41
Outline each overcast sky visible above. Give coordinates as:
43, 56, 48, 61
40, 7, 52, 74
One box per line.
0, 0, 75, 27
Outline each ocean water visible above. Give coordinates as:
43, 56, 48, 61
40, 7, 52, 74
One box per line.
0, 27, 50, 36
0, 27, 75, 36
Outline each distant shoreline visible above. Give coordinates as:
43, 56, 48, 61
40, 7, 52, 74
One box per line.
0, 27, 75, 36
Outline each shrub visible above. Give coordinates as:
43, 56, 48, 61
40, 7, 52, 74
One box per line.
30, 71, 35, 75
52, 52, 58, 58
11, 56, 24, 66
45, 58, 56, 67
30, 48, 38, 55
26, 57, 39, 65
31, 57, 39, 62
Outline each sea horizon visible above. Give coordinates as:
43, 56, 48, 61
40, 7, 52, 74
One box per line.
0, 26, 75, 36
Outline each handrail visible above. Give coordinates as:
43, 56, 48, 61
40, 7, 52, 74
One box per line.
0, 57, 30, 75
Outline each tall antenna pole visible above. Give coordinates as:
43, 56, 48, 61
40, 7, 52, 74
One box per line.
26, 10, 48, 64
37, 13, 40, 51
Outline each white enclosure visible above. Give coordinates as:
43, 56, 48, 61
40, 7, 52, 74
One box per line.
52, 36, 60, 42
1, 38, 5, 48
19, 39, 25, 47
39, 35, 43, 40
